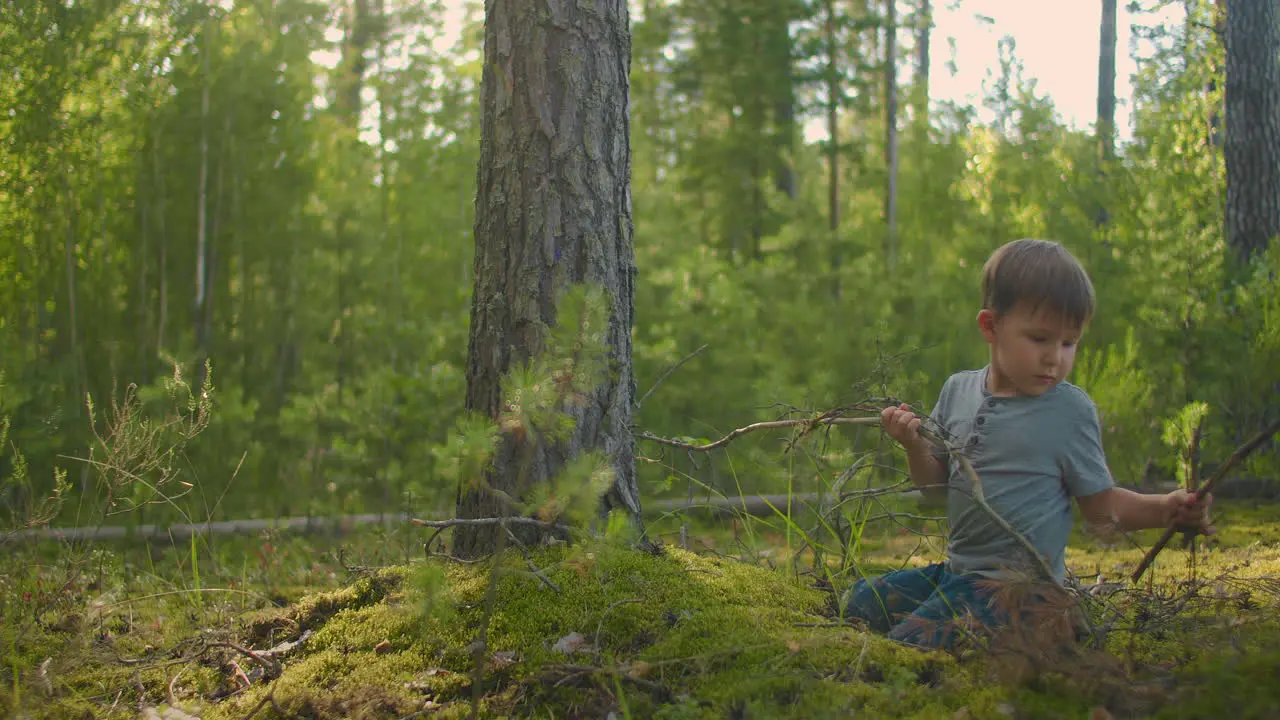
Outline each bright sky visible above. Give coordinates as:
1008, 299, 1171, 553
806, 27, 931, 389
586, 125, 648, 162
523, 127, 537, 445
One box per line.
383, 1, 1184, 144
925, 0, 1173, 141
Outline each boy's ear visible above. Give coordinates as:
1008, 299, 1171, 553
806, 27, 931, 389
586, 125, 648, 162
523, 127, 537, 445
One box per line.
977, 308, 997, 343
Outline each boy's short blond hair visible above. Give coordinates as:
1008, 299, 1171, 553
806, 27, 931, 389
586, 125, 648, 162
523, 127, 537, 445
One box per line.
981, 239, 1095, 328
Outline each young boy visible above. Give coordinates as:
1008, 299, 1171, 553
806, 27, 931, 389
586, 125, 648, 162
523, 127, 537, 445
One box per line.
844, 238, 1214, 650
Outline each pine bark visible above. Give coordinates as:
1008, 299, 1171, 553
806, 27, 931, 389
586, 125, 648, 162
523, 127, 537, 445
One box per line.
455, 0, 640, 557
1224, 0, 1280, 262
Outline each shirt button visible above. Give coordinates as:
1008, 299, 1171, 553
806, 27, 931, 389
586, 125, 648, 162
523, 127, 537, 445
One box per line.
969, 436, 979, 446
987, 399, 997, 408
976, 417, 986, 425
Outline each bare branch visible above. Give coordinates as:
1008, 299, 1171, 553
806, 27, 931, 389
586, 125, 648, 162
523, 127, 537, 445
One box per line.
638, 416, 880, 453
502, 525, 561, 593
1132, 418, 1280, 582
636, 343, 708, 411
411, 516, 570, 533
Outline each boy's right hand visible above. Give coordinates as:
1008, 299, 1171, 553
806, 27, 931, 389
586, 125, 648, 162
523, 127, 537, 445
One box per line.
881, 403, 930, 453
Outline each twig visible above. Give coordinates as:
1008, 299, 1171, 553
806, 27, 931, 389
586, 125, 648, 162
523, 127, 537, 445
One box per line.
259, 630, 312, 659
594, 599, 642, 650
952, 453, 1057, 583
469, 516, 512, 720
166, 666, 186, 705
411, 516, 570, 532
544, 662, 671, 700
636, 343, 708, 411
1131, 418, 1280, 582
638, 416, 880, 453
238, 679, 280, 720
908, 420, 1057, 583
205, 641, 282, 679
502, 526, 561, 593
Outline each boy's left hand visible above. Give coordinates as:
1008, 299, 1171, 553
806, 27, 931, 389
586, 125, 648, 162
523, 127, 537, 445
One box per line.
1164, 489, 1215, 536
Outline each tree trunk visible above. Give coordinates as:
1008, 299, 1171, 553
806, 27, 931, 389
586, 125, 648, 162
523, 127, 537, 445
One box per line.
915, 0, 930, 105
884, 0, 899, 271
1096, 0, 1118, 227
825, 0, 842, 298
772, 5, 797, 201
153, 135, 168, 355
454, 0, 640, 558
1225, 0, 1280, 263
1097, 0, 1117, 160
194, 18, 211, 370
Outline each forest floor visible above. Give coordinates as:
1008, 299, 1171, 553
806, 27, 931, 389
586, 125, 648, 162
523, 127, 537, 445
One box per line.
3, 496, 1280, 719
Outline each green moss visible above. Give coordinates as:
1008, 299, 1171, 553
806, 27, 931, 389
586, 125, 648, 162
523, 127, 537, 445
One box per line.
9, 500, 1280, 719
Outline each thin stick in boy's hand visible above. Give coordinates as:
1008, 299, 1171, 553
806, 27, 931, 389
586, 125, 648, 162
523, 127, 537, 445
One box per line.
1130, 418, 1280, 583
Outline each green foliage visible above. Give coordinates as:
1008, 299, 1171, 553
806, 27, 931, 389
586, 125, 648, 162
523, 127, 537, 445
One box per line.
1072, 329, 1159, 484
1162, 401, 1212, 483
0, 0, 1275, 525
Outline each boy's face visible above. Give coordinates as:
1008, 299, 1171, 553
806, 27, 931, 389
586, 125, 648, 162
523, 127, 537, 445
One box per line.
977, 303, 1083, 397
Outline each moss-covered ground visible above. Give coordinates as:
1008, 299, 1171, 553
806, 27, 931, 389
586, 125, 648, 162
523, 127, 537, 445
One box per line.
3, 499, 1279, 719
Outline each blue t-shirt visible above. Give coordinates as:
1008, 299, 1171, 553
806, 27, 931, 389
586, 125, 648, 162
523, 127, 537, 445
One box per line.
928, 367, 1115, 584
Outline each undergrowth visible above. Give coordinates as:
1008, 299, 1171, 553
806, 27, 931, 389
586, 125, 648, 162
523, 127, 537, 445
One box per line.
1, 498, 1278, 719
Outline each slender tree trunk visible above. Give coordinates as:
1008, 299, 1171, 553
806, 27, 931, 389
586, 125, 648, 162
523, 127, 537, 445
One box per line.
1097, 0, 1117, 159
915, 0, 930, 107
153, 136, 168, 355
455, 0, 640, 557
772, 5, 797, 201
884, 0, 899, 271
231, 124, 247, 393
138, 150, 151, 383
826, 0, 843, 298
198, 116, 229, 392
61, 171, 88, 493
194, 18, 212, 369
1206, 0, 1226, 149
1096, 0, 1118, 227
1225, 0, 1280, 263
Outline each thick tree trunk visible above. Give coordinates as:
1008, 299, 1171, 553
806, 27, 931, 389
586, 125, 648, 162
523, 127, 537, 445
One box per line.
455, 0, 640, 558
1225, 0, 1280, 263
884, 0, 899, 271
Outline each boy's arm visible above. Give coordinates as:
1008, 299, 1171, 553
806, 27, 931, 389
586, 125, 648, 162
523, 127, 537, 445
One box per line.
904, 442, 949, 505
1076, 487, 1214, 534
880, 398, 952, 505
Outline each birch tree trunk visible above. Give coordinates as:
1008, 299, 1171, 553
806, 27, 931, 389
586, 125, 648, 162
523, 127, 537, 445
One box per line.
455, 0, 640, 558
1225, 0, 1280, 263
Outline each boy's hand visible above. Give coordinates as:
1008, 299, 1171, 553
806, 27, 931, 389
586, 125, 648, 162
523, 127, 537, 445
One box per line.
881, 403, 931, 454
1163, 489, 1215, 536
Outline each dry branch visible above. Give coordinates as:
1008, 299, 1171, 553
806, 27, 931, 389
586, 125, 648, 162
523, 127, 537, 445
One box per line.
638, 416, 880, 453
1131, 418, 1280, 582
410, 516, 569, 533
